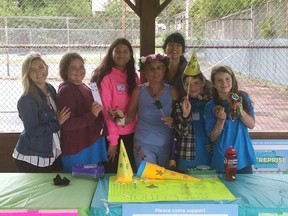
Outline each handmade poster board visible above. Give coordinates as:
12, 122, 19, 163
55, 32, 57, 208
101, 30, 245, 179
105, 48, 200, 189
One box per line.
90, 174, 288, 216
108, 176, 235, 202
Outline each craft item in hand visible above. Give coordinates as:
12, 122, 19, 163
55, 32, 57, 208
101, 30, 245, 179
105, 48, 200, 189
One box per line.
115, 109, 126, 126
90, 82, 102, 105
108, 107, 126, 126
213, 105, 223, 115
153, 100, 165, 117
236, 97, 243, 117
230, 93, 243, 119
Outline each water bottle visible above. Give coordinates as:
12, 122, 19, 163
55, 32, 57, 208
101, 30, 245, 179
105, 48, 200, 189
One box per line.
224, 146, 237, 181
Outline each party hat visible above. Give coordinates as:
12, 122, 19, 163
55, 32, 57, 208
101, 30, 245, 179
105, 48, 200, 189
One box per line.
184, 50, 201, 76
116, 139, 133, 183
136, 161, 199, 182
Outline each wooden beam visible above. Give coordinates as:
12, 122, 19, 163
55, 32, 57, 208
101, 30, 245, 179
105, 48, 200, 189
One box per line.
250, 132, 288, 139
138, 0, 157, 82
0, 133, 19, 172
124, 0, 140, 16
156, 0, 172, 16
124, 0, 173, 83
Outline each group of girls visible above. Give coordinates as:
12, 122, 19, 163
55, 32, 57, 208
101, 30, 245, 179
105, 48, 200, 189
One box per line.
13, 33, 256, 174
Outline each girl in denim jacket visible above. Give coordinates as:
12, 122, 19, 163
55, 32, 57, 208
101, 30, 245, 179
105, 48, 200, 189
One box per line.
13, 53, 70, 172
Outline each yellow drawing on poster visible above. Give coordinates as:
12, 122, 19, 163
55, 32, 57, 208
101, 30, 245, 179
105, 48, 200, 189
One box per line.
108, 176, 235, 202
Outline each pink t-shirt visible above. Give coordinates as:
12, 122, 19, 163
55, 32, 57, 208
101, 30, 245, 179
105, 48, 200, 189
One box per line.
100, 67, 139, 145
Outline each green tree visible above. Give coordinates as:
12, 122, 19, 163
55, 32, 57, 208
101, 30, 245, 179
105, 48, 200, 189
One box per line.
0, 0, 22, 16
258, 17, 276, 39
97, 0, 137, 29
159, 0, 186, 30
14, 0, 93, 17
189, 0, 267, 39
1, 0, 93, 28
193, 0, 265, 19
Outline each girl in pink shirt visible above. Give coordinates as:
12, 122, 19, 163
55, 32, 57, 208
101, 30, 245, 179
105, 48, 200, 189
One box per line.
91, 38, 139, 173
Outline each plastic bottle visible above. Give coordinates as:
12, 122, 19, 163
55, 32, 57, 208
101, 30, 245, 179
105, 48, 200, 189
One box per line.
224, 146, 237, 181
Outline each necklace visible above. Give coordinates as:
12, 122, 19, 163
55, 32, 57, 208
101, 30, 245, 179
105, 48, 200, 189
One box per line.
147, 84, 164, 100
42, 86, 51, 106
46, 92, 51, 106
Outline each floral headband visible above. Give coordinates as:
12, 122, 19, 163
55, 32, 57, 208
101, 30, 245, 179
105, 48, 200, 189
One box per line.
138, 53, 170, 71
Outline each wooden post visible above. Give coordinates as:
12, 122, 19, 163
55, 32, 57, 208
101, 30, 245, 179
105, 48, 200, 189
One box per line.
139, 0, 156, 82
124, 0, 172, 83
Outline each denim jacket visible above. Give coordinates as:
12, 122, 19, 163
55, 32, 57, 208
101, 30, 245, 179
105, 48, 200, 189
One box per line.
15, 83, 60, 157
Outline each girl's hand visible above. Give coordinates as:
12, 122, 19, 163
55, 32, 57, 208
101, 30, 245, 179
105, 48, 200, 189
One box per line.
214, 105, 226, 120
107, 145, 117, 162
206, 142, 214, 153
107, 107, 126, 126
182, 97, 191, 118
107, 107, 118, 120
57, 106, 71, 125
162, 116, 173, 128
91, 102, 103, 117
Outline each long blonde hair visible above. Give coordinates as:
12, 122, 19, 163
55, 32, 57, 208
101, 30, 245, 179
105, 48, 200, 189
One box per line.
21, 52, 48, 101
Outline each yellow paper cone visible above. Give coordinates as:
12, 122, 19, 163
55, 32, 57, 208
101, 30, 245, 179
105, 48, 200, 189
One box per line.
136, 161, 199, 182
184, 50, 201, 76
116, 139, 133, 183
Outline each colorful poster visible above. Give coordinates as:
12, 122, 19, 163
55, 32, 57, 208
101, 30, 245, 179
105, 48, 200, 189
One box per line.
252, 139, 288, 173
108, 176, 235, 202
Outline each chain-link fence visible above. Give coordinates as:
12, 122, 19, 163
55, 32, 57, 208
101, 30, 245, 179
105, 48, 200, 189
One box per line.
0, 0, 288, 132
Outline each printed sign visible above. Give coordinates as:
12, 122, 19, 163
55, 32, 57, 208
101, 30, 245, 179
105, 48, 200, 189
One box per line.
252, 139, 288, 173
123, 204, 238, 216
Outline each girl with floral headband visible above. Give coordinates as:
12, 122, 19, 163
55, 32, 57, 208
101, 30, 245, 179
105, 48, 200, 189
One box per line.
123, 53, 178, 169
204, 65, 256, 174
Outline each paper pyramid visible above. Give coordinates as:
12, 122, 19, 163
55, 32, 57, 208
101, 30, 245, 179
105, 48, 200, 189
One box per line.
184, 50, 201, 76
136, 161, 199, 182
116, 139, 133, 183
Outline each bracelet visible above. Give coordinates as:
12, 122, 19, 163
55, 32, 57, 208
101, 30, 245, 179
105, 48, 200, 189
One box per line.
213, 127, 223, 134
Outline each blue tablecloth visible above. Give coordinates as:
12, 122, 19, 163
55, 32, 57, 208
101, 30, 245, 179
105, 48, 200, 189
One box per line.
90, 174, 288, 216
